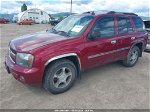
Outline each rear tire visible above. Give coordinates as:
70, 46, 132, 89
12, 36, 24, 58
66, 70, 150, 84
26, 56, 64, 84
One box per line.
122, 46, 140, 67
43, 59, 77, 94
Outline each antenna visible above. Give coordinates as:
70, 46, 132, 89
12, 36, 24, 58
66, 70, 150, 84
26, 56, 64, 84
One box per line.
70, 0, 72, 13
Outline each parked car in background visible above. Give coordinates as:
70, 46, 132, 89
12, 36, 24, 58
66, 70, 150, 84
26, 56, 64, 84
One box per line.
50, 19, 61, 26
5, 11, 148, 94
17, 19, 34, 25
0, 18, 9, 24
144, 20, 150, 51
41, 20, 49, 24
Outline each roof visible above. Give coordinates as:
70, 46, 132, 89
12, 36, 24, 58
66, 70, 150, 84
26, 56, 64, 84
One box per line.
82, 10, 138, 16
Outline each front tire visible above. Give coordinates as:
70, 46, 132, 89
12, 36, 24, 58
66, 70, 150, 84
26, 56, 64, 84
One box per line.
122, 46, 140, 67
43, 59, 77, 94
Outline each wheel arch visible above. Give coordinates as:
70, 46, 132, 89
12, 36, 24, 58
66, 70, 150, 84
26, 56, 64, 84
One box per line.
131, 41, 144, 57
43, 53, 81, 82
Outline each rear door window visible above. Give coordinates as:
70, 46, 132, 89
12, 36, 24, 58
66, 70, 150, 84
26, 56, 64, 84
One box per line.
132, 17, 145, 31
117, 16, 133, 34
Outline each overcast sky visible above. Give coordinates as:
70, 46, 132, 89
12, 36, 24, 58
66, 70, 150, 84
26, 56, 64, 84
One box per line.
0, 0, 150, 16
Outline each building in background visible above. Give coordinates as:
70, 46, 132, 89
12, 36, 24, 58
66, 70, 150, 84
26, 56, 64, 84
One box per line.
13, 8, 51, 24
12, 15, 18, 23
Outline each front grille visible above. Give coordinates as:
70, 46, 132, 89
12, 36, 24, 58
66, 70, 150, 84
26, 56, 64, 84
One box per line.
9, 47, 16, 63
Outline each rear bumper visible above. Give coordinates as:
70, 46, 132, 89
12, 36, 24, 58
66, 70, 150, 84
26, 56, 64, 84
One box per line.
5, 55, 44, 85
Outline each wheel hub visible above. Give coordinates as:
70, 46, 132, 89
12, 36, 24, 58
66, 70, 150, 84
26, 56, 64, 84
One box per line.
129, 50, 138, 64
59, 73, 68, 82
53, 67, 72, 88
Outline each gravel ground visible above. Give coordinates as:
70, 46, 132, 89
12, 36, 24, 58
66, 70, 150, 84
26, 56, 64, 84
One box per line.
0, 24, 150, 109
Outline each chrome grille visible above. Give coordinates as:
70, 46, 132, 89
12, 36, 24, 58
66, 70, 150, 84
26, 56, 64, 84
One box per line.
9, 47, 16, 63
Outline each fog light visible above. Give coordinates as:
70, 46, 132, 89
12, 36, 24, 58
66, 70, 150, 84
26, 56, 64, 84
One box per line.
20, 76, 25, 81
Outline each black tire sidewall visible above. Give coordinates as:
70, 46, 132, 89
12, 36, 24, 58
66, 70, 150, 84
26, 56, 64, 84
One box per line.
126, 46, 140, 67
44, 59, 77, 94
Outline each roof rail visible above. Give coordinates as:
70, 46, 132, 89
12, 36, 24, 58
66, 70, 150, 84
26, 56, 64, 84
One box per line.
82, 11, 95, 15
107, 11, 138, 16
82, 10, 109, 15
82, 10, 138, 16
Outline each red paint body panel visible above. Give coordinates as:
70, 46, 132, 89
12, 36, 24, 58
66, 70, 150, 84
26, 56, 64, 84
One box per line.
10, 31, 68, 52
5, 13, 148, 85
5, 55, 44, 85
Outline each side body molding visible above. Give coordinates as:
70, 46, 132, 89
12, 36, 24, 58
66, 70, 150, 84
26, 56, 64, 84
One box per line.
44, 53, 81, 69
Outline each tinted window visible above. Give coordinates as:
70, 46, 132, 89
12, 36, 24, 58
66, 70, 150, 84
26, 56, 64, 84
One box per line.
93, 16, 115, 38
144, 21, 150, 28
132, 17, 144, 31
117, 17, 133, 34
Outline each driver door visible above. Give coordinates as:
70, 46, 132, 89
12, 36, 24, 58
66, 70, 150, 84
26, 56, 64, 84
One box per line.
84, 16, 118, 69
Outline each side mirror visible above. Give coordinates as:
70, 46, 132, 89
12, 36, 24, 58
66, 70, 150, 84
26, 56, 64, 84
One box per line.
88, 33, 94, 40
88, 29, 101, 40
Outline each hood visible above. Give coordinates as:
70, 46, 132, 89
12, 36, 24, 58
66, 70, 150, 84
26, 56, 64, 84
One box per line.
10, 31, 68, 52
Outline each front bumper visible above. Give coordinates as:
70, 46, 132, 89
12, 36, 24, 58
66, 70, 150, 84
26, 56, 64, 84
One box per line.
145, 44, 150, 51
145, 38, 150, 51
5, 55, 44, 85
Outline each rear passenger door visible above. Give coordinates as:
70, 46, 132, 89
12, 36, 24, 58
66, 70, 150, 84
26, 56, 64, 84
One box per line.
115, 16, 134, 60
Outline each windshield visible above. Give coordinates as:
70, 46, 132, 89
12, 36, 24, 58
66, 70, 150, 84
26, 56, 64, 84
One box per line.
49, 15, 95, 37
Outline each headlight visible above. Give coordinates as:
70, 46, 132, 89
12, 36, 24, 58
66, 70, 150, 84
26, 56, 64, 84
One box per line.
16, 53, 34, 68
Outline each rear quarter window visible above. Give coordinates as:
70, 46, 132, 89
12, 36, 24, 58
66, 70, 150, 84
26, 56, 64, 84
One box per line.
132, 17, 145, 31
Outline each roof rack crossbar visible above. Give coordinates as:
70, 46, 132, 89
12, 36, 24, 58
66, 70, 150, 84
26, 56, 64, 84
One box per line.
107, 11, 138, 16
82, 11, 95, 15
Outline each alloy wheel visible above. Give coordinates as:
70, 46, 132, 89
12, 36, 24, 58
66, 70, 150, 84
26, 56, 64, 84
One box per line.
129, 50, 138, 64
52, 67, 72, 88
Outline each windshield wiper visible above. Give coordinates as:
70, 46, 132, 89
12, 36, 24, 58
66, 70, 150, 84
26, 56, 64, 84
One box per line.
48, 29, 70, 37
51, 28, 58, 33
47, 28, 57, 34
57, 30, 70, 37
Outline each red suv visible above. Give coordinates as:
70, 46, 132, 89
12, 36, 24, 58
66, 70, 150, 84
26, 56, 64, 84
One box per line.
5, 11, 148, 94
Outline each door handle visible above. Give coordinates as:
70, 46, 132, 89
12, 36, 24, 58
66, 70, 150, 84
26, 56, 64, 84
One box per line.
131, 37, 136, 40
111, 40, 116, 44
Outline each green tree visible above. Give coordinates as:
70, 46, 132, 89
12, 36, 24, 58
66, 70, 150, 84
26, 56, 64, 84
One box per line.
21, 3, 27, 12
59, 16, 64, 21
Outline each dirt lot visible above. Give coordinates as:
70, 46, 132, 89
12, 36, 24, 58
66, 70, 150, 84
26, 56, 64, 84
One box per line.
0, 24, 150, 109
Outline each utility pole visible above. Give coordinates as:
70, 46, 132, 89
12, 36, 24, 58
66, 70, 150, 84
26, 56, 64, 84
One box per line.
70, 0, 72, 13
